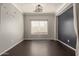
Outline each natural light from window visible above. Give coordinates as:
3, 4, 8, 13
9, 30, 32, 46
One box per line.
31, 20, 48, 35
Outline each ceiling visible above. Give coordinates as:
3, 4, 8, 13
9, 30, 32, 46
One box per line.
13, 3, 64, 13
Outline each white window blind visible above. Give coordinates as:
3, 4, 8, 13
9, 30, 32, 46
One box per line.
31, 21, 48, 35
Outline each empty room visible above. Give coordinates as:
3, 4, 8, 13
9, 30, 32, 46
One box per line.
0, 3, 79, 56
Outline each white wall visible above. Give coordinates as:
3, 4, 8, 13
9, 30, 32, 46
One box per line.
24, 13, 56, 40
0, 3, 24, 55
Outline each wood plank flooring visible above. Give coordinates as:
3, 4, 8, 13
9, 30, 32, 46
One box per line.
2, 40, 75, 56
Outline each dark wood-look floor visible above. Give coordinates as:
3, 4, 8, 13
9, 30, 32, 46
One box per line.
2, 40, 75, 56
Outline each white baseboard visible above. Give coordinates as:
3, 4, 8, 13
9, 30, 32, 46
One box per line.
24, 38, 55, 40
57, 39, 76, 51
0, 39, 23, 55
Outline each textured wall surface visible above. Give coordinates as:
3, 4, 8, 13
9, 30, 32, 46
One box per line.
0, 3, 24, 54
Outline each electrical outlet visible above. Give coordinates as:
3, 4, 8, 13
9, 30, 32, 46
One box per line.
67, 40, 70, 42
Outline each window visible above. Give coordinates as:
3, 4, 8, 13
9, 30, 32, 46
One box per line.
31, 20, 48, 35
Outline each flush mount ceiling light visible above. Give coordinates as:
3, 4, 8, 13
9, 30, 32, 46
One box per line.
34, 4, 43, 12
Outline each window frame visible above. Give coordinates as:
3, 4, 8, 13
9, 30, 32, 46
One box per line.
30, 19, 48, 35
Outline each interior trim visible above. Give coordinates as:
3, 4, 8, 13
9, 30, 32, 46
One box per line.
56, 3, 72, 16
11, 3, 23, 13
24, 38, 55, 40
57, 39, 76, 51
0, 39, 23, 56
